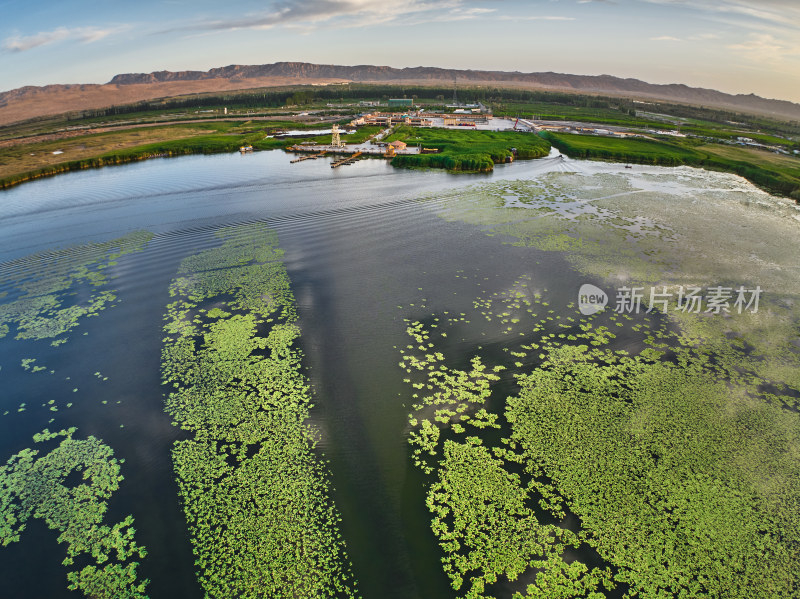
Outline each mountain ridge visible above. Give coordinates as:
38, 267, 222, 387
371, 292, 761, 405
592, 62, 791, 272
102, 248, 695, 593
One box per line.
2, 61, 799, 124
102, 62, 800, 120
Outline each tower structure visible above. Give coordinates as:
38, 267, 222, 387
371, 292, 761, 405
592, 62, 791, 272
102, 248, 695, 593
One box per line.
331, 124, 343, 147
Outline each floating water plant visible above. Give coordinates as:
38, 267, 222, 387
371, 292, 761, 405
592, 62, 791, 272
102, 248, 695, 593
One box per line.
0, 231, 152, 342
397, 280, 615, 598
428, 440, 613, 598
507, 339, 800, 597
0, 428, 149, 598
397, 251, 800, 597
161, 223, 358, 598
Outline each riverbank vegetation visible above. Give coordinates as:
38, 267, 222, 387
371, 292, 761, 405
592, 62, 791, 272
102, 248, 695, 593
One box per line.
1, 82, 797, 196
386, 126, 551, 173
161, 223, 359, 598
0, 121, 325, 189
544, 132, 800, 199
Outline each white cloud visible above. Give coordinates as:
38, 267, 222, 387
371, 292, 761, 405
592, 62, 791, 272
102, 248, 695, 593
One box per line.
651, 32, 721, 42
3, 28, 70, 52
710, 0, 800, 27
2, 26, 121, 52
397, 5, 498, 26
497, 15, 575, 21
172, 0, 479, 33
452, 7, 496, 16
79, 28, 118, 44
727, 33, 800, 63
642, 0, 800, 29
689, 32, 720, 40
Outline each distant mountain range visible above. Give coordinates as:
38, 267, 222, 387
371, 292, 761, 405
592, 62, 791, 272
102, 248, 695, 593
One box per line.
2, 61, 800, 125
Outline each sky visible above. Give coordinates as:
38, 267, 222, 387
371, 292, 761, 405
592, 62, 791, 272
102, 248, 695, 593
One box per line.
1, 0, 799, 103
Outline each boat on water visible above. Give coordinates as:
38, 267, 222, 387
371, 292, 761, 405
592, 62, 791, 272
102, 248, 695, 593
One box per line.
239, 145, 253, 153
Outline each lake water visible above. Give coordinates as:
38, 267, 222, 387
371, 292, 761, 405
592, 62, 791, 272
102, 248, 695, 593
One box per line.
1, 149, 798, 598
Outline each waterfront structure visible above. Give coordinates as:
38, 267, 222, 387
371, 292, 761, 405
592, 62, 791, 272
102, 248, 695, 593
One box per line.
331, 124, 344, 147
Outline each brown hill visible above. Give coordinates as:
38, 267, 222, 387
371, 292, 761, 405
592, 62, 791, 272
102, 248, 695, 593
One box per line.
2, 61, 800, 125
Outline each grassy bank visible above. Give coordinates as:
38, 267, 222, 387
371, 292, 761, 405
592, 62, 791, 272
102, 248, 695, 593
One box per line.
386, 126, 551, 173
544, 132, 800, 200
0, 116, 386, 190
0, 122, 551, 189
0, 121, 315, 190
3, 116, 797, 196
491, 100, 671, 129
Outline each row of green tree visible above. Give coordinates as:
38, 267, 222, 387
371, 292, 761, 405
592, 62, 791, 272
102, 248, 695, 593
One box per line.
59, 86, 656, 120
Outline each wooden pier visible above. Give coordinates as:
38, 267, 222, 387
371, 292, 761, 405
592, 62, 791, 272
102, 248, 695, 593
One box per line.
330, 152, 363, 168
290, 150, 327, 163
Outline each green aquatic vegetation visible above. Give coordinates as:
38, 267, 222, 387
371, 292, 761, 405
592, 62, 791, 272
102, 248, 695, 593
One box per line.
512, 556, 613, 599
0, 428, 148, 598
161, 223, 358, 598
507, 341, 800, 598
0, 231, 152, 342
399, 254, 800, 598
399, 290, 615, 597
433, 171, 800, 406
20, 357, 46, 372
428, 440, 613, 599
400, 325, 499, 465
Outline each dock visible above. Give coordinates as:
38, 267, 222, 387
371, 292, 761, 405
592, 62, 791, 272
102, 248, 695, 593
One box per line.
290, 150, 327, 163
331, 152, 363, 168
287, 139, 418, 167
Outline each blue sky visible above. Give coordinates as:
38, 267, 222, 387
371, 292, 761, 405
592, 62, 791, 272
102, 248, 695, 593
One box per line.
2, 0, 799, 102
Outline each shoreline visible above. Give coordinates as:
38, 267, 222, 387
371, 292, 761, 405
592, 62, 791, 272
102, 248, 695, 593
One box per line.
1, 131, 797, 202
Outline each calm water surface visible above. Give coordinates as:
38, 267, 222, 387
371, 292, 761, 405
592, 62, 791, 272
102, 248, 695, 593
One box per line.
0, 149, 619, 598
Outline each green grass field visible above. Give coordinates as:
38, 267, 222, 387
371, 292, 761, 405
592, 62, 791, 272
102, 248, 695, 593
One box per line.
385, 126, 551, 172
491, 101, 670, 129
544, 133, 698, 164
